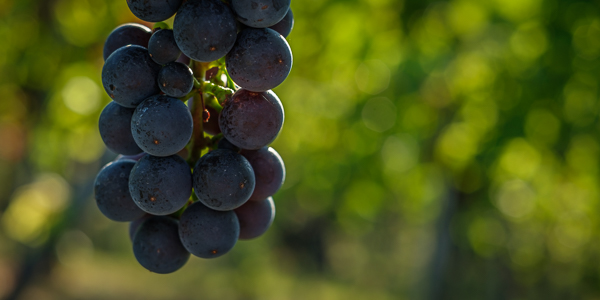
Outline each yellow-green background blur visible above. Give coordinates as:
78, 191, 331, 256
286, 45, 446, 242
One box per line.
0, 0, 598, 299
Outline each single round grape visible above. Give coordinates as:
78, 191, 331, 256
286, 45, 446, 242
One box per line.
268, 8, 293, 38
99, 101, 143, 155
241, 147, 285, 201
127, 0, 183, 22
235, 197, 275, 239
103, 23, 152, 61
148, 29, 181, 65
133, 216, 190, 274
219, 89, 284, 150
131, 95, 193, 157
129, 155, 192, 215
158, 62, 194, 98
193, 149, 255, 211
102, 45, 161, 108
129, 214, 151, 241
203, 106, 221, 136
94, 160, 146, 222
173, 0, 237, 62
225, 28, 292, 92
232, 0, 290, 28
179, 201, 239, 258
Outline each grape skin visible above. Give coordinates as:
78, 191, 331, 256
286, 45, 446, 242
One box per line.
131, 95, 193, 157
193, 149, 256, 211
158, 62, 194, 98
133, 216, 190, 274
148, 29, 181, 65
102, 45, 161, 108
268, 8, 294, 38
232, 0, 290, 28
94, 160, 146, 222
103, 23, 152, 61
129, 155, 192, 215
174, 0, 238, 62
241, 147, 285, 201
99, 101, 142, 155
219, 89, 284, 150
235, 197, 275, 240
225, 28, 292, 92
179, 202, 240, 258
127, 0, 183, 22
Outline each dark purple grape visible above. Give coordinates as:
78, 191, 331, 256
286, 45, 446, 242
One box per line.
103, 23, 152, 61
193, 149, 255, 211
235, 197, 275, 239
99, 102, 142, 155
268, 8, 293, 38
133, 216, 189, 274
129, 214, 151, 240
157, 62, 194, 98
102, 45, 161, 108
178, 201, 239, 258
131, 95, 193, 157
219, 89, 284, 150
241, 147, 285, 201
203, 106, 221, 136
94, 160, 146, 222
148, 29, 181, 65
129, 155, 192, 215
232, 0, 290, 28
127, 0, 183, 22
174, 0, 237, 62
217, 137, 240, 152
225, 28, 292, 92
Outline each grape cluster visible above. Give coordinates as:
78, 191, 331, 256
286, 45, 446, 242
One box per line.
95, 0, 293, 274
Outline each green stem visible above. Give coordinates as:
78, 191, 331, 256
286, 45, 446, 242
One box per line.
188, 61, 210, 164
193, 77, 203, 89
202, 81, 234, 105
178, 89, 198, 102
224, 69, 236, 90
205, 95, 223, 113
189, 92, 205, 164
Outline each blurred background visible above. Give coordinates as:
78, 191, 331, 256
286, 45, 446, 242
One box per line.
0, 0, 599, 299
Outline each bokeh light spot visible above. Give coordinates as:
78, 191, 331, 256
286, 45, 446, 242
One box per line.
61, 76, 101, 115
56, 230, 94, 268
495, 180, 536, 219
361, 97, 397, 132
381, 134, 418, 174
355, 60, 391, 95
2, 174, 71, 246
510, 22, 548, 61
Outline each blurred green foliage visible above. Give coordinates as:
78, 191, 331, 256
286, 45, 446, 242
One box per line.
1, 0, 600, 299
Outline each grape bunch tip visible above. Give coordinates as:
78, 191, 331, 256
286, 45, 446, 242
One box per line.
95, 0, 294, 274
